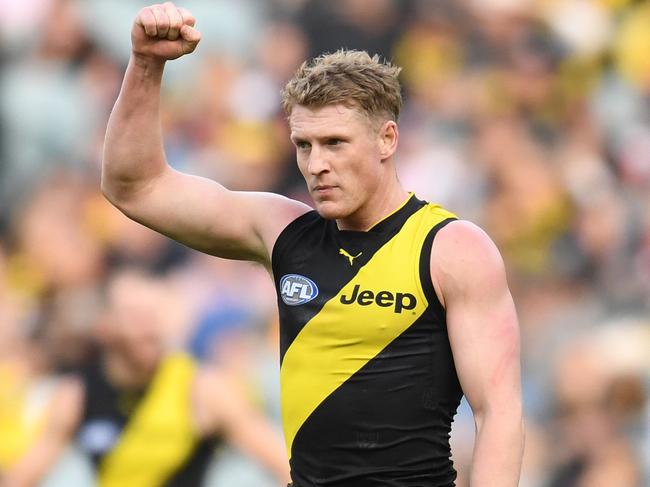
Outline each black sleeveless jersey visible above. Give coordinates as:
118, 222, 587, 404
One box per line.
76, 353, 218, 487
272, 194, 463, 487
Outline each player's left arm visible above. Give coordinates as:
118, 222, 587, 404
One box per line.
431, 220, 524, 486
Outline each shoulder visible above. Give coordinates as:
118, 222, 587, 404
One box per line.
430, 220, 508, 306
244, 191, 313, 219
432, 220, 503, 268
243, 192, 314, 258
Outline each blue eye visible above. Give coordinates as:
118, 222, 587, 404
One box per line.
327, 139, 342, 146
296, 141, 310, 150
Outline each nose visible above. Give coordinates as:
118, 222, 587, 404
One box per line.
306, 146, 330, 175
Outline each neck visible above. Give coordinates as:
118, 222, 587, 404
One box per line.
103, 351, 155, 389
337, 180, 410, 231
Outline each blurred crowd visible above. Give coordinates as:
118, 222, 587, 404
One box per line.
0, 0, 649, 486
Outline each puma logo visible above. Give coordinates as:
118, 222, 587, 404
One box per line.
339, 248, 362, 266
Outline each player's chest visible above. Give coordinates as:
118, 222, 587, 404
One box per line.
276, 238, 426, 339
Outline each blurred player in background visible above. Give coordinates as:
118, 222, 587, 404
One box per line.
100, 2, 524, 486
1, 269, 290, 487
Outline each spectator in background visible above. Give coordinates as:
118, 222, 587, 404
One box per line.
0, 291, 57, 477
295, 0, 405, 60
0, 0, 105, 218
546, 335, 645, 487
1, 269, 290, 487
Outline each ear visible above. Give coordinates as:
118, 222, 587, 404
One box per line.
378, 120, 399, 161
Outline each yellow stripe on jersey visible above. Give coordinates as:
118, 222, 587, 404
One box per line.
0, 364, 51, 468
280, 204, 456, 457
98, 353, 200, 487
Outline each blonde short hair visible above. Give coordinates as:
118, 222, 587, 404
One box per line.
281, 49, 403, 124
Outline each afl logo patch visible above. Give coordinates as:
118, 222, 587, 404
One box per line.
280, 274, 319, 306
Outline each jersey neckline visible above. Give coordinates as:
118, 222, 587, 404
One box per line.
333, 193, 424, 236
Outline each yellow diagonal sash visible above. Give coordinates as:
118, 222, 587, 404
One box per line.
98, 353, 200, 487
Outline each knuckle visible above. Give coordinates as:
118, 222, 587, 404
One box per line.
136, 8, 157, 34
168, 12, 181, 24
156, 16, 169, 31
166, 4, 180, 17
178, 7, 193, 20
166, 11, 182, 33
138, 7, 152, 20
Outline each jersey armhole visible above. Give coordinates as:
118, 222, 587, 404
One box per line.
419, 217, 457, 326
271, 210, 319, 277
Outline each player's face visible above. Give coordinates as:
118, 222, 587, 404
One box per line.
290, 104, 386, 224
104, 275, 164, 372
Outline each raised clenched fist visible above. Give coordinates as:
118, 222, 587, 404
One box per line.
131, 2, 201, 61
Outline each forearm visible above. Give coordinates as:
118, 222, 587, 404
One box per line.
1, 441, 64, 487
469, 409, 524, 487
101, 54, 168, 204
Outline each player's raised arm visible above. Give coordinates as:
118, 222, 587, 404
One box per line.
101, 2, 310, 265
432, 221, 524, 486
